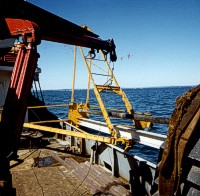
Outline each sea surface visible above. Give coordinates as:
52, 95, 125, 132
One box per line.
42, 86, 193, 163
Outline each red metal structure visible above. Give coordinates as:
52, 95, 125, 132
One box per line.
0, 18, 40, 194
0, 0, 117, 193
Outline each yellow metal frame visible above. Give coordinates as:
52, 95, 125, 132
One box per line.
100, 50, 152, 129
79, 46, 151, 135
71, 46, 77, 103
79, 47, 119, 138
24, 120, 133, 149
23, 122, 112, 143
68, 102, 89, 126
69, 26, 149, 139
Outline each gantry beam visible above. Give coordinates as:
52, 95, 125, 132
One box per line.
23, 122, 112, 144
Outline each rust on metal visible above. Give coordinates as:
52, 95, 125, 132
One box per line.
159, 85, 200, 195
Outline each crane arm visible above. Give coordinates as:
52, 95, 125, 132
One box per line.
0, 0, 117, 61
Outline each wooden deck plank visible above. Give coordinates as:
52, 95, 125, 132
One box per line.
11, 148, 131, 195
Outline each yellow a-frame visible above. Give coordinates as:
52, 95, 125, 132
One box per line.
68, 41, 152, 148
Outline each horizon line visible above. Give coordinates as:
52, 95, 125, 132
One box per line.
39, 84, 196, 91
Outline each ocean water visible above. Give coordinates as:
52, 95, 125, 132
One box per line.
42, 86, 193, 163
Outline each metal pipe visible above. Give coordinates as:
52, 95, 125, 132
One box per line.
71, 46, 77, 103
78, 109, 170, 124
27, 103, 69, 109
37, 77, 44, 102
86, 54, 92, 105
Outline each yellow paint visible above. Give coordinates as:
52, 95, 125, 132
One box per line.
68, 102, 89, 126
23, 122, 111, 143
23, 122, 133, 149
71, 46, 77, 103
79, 46, 152, 137
27, 104, 69, 109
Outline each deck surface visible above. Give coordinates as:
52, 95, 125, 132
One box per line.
10, 140, 131, 196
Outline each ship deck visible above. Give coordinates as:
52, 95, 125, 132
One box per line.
10, 139, 131, 196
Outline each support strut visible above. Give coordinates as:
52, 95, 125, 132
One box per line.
0, 18, 40, 194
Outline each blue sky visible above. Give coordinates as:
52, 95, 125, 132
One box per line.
29, 0, 200, 90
